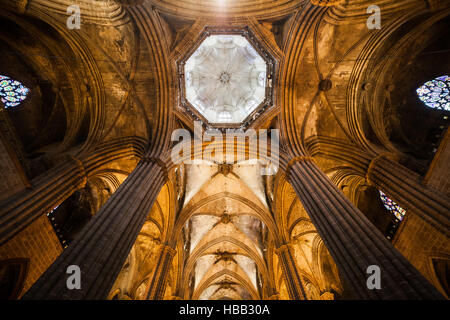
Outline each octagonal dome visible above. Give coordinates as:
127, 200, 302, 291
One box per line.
183, 33, 271, 125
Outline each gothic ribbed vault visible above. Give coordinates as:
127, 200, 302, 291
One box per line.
0, 0, 449, 302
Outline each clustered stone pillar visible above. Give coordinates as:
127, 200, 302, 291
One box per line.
308, 137, 450, 236
366, 155, 450, 235
146, 245, 176, 300
0, 137, 145, 246
275, 243, 307, 300
287, 158, 444, 299
22, 158, 166, 299
0, 159, 87, 246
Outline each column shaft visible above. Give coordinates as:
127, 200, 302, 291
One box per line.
367, 156, 450, 235
146, 245, 176, 300
275, 244, 307, 300
308, 136, 450, 235
22, 160, 165, 299
288, 159, 444, 299
0, 137, 145, 246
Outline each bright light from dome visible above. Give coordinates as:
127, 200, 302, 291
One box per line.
184, 34, 268, 124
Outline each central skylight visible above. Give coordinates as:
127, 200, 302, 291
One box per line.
184, 34, 268, 125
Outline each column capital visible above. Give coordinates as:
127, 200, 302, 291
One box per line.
285, 156, 315, 179
69, 156, 88, 188
365, 153, 400, 186
142, 156, 168, 179
275, 243, 293, 255
366, 154, 384, 186
160, 244, 177, 258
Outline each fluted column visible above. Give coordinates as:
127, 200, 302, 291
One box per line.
287, 158, 444, 299
367, 155, 450, 235
22, 159, 166, 299
0, 159, 86, 246
0, 137, 145, 246
275, 243, 307, 300
146, 245, 176, 300
306, 136, 373, 174
307, 136, 450, 235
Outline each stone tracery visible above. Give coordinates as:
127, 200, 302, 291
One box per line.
0, 0, 448, 302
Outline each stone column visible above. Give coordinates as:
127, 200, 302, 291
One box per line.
0, 159, 86, 246
0, 137, 145, 246
307, 136, 450, 236
306, 136, 374, 174
366, 155, 450, 235
22, 159, 166, 299
146, 245, 176, 300
287, 158, 444, 299
275, 243, 307, 300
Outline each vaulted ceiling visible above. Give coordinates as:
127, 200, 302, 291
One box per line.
1, 0, 449, 300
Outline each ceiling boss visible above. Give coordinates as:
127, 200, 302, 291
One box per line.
180, 28, 275, 128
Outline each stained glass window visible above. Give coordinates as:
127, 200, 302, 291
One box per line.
46, 205, 59, 216
379, 190, 406, 221
184, 34, 267, 124
0, 75, 29, 108
416, 75, 450, 111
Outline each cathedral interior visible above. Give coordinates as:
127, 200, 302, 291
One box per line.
0, 0, 449, 301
